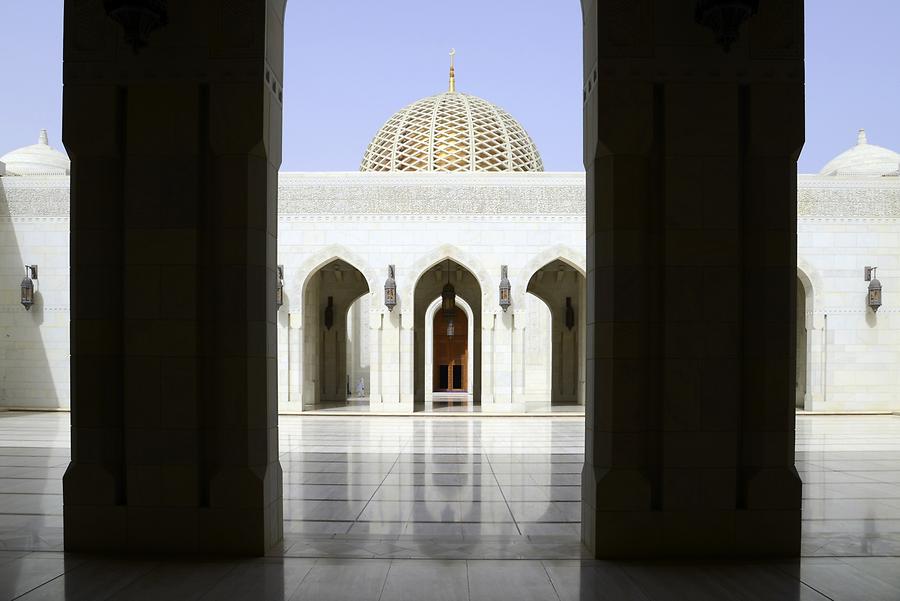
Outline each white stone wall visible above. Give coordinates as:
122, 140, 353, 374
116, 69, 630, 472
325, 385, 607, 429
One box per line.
5, 169, 900, 413
275, 172, 587, 413
0, 177, 70, 409
798, 173, 900, 410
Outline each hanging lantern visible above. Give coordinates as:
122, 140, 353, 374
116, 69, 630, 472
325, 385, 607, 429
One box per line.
384, 265, 397, 312
442, 282, 456, 314
105, 0, 168, 54
499, 265, 511, 313
441, 260, 456, 316
695, 0, 759, 52
275, 265, 285, 309
865, 266, 882, 313
324, 296, 335, 330
440, 260, 457, 336
20, 265, 37, 311
565, 297, 575, 331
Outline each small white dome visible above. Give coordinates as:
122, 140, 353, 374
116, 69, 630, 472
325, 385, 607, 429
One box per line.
819, 130, 900, 177
0, 130, 70, 176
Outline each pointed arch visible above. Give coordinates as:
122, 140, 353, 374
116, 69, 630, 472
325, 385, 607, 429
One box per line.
522, 247, 586, 407
796, 259, 822, 317
517, 245, 586, 306
291, 245, 377, 313
796, 260, 824, 411
406, 244, 491, 307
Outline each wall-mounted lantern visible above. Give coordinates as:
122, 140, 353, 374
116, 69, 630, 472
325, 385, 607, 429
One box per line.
104, 0, 169, 54
324, 296, 335, 330
695, 0, 759, 52
499, 265, 511, 313
275, 265, 285, 309
565, 297, 575, 331
20, 265, 37, 311
865, 266, 882, 313
384, 265, 397, 312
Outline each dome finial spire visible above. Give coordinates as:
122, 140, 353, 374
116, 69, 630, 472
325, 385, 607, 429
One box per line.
39, 129, 49, 146
449, 48, 456, 93
858, 129, 868, 145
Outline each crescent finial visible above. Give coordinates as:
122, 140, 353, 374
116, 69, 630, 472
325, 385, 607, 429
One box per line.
449, 49, 457, 93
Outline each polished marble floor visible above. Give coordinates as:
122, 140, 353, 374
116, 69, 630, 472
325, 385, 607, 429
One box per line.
279, 415, 585, 559
298, 400, 586, 415
1, 412, 900, 599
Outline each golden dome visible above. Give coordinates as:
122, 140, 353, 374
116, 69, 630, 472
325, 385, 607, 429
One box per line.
360, 60, 543, 172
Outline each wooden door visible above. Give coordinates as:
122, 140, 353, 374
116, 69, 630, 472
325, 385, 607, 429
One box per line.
433, 308, 468, 392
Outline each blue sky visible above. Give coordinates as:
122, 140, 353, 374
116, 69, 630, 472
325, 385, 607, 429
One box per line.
1, 1, 898, 173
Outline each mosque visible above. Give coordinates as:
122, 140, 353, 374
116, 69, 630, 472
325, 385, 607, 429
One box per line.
0, 65, 898, 414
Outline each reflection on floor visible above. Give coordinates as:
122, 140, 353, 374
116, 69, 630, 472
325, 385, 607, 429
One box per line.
280, 415, 585, 559
299, 400, 587, 415
1, 413, 900, 599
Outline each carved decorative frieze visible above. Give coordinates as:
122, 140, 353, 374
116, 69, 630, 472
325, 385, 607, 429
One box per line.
798, 178, 900, 218
278, 173, 587, 215
0, 179, 71, 217
3, 173, 898, 219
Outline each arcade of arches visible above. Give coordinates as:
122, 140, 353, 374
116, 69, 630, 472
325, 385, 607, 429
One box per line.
301, 259, 369, 409
53, 0, 807, 559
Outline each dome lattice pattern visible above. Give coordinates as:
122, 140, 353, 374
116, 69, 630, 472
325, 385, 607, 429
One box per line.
361, 92, 543, 172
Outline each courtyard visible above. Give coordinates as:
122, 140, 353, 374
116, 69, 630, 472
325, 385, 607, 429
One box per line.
3, 413, 900, 557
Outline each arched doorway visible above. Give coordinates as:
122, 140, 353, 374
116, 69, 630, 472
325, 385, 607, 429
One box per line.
797, 270, 816, 411
526, 259, 586, 408
424, 296, 476, 410
433, 307, 468, 393
301, 259, 370, 410
414, 259, 482, 411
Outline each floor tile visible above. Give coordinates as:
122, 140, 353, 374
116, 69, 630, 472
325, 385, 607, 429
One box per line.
16, 558, 157, 601
0, 554, 72, 600
544, 561, 649, 601
105, 561, 238, 601
380, 560, 469, 601
467, 560, 559, 601
198, 558, 316, 601
289, 559, 390, 601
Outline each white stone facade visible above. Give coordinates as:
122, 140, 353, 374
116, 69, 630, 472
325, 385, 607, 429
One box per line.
276, 172, 586, 413
1, 136, 899, 412
797, 175, 900, 410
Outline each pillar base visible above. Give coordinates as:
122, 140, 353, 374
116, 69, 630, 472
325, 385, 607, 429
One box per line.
584, 509, 801, 559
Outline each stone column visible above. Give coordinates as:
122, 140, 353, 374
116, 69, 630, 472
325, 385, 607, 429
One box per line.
288, 313, 302, 404
63, 0, 284, 554
382, 310, 402, 409
481, 313, 495, 410
581, 0, 803, 557
399, 314, 415, 411
369, 310, 383, 407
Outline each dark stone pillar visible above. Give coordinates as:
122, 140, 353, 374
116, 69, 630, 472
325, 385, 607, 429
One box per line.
62, 0, 285, 554
581, 0, 804, 557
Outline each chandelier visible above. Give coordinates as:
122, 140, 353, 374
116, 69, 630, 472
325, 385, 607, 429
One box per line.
695, 0, 759, 52
104, 0, 169, 54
